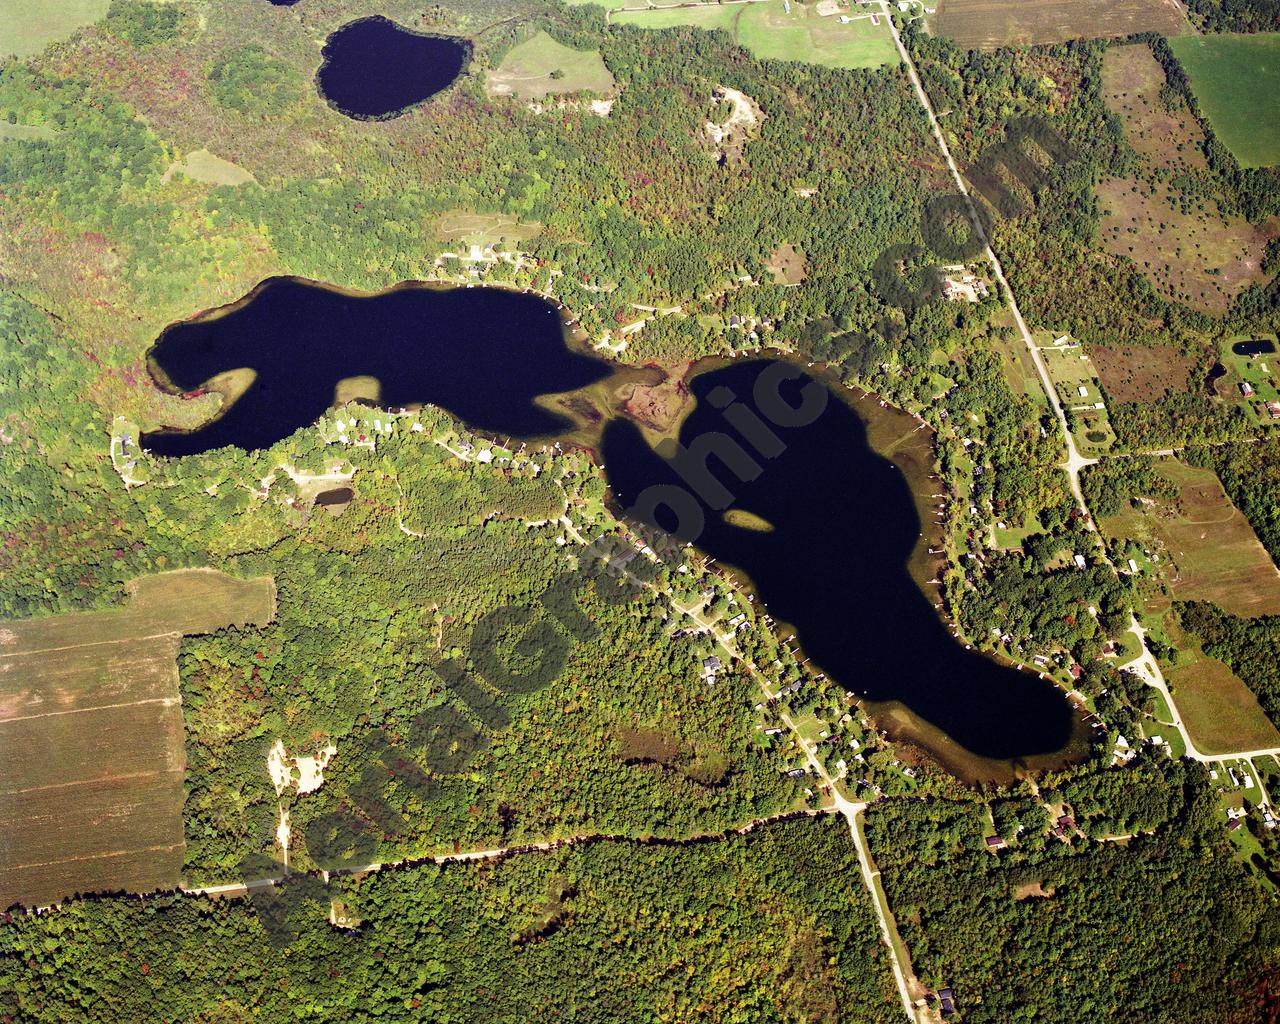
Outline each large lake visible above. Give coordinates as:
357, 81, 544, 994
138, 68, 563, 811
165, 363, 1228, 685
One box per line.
317, 17, 470, 120
142, 278, 611, 456
144, 279, 1083, 774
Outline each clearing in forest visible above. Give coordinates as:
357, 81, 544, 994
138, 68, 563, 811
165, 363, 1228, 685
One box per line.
1100, 459, 1280, 618
1169, 33, 1280, 170
1164, 620, 1280, 755
929, 0, 1188, 49
0, 122, 58, 141
0, 0, 109, 58
434, 211, 542, 248
767, 243, 807, 285
614, 0, 898, 70
1091, 343, 1196, 403
1097, 44, 1277, 314
0, 569, 274, 910
486, 30, 617, 100
161, 148, 255, 187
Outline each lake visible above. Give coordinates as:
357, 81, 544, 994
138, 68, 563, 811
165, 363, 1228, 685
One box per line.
142, 278, 611, 456
317, 17, 470, 120
602, 359, 1081, 768
144, 279, 1082, 774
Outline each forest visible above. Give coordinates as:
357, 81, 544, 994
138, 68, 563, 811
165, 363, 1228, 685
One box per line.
866, 760, 1280, 1024
0, 816, 904, 1023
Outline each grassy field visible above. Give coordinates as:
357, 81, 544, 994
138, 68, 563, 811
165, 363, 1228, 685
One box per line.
0, 0, 109, 58
486, 30, 616, 101
434, 211, 543, 247
0, 570, 274, 909
989, 313, 1048, 406
930, 0, 1188, 49
1097, 45, 1275, 314
766, 242, 806, 285
0, 121, 58, 142
1101, 460, 1280, 618
1169, 33, 1280, 169
613, 4, 742, 33
1041, 342, 1116, 453
161, 148, 255, 187
614, 0, 898, 70
1165, 622, 1280, 754
736, 0, 898, 69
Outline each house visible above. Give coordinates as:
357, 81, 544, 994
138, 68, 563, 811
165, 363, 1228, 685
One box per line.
1228, 818, 1242, 832
1073, 553, 1087, 569
1240, 382, 1255, 397
937, 987, 957, 1016
1057, 814, 1075, 830
1266, 401, 1280, 418
985, 835, 1006, 850
1128, 558, 1139, 573
1077, 385, 1088, 398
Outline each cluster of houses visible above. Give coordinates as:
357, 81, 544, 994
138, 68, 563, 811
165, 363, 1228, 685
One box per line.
940, 264, 989, 303
1209, 763, 1277, 832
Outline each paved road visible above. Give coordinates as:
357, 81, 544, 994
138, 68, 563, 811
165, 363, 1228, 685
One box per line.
876, 7, 1280, 769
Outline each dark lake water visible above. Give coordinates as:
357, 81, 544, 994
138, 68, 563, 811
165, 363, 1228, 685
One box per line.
602, 360, 1078, 762
145, 283, 1078, 767
142, 278, 611, 456
1233, 339, 1276, 357
316, 17, 469, 119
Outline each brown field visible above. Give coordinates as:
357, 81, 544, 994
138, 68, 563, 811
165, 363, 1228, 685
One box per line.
1165, 623, 1280, 754
767, 243, 806, 286
1098, 45, 1278, 314
1091, 343, 1196, 402
1101, 460, 1280, 618
930, 0, 1188, 49
0, 570, 274, 909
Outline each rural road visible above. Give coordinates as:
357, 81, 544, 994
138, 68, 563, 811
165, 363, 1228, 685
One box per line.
878, 6, 1280, 769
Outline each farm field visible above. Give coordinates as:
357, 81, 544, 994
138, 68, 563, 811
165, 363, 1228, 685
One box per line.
486, 30, 616, 101
1100, 460, 1280, 619
1164, 624, 1280, 755
1098, 45, 1275, 314
0, 0, 108, 58
0, 570, 274, 909
929, 0, 1188, 48
614, 0, 898, 70
1169, 33, 1280, 169
612, 4, 741, 32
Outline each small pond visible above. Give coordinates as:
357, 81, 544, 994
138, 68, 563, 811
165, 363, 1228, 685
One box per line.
317, 17, 470, 120
1232, 339, 1277, 357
